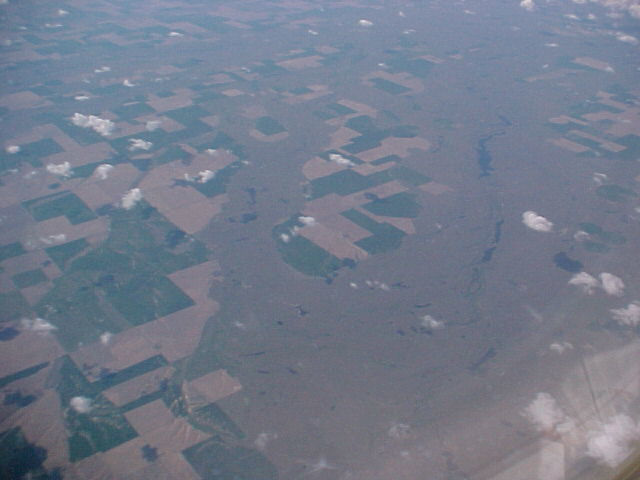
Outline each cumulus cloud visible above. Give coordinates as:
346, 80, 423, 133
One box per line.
122, 79, 136, 87
586, 415, 640, 467
5, 145, 20, 154
128, 138, 152, 151
365, 280, 390, 291
185, 170, 216, 183
610, 301, 640, 327
569, 272, 600, 294
523, 392, 574, 434
254, 432, 277, 450
549, 341, 574, 354
421, 315, 445, 330
600, 273, 625, 297
94, 66, 110, 73
168, 31, 184, 37
520, 0, 536, 11
70, 396, 92, 413
40, 233, 66, 245
298, 216, 317, 226
615, 32, 639, 44
71, 113, 115, 136
74, 95, 89, 101
121, 188, 142, 210
358, 19, 374, 26
46, 161, 72, 177
522, 211, 553, 232
145, 120, 161, 131
21, 317, 57, 333
94, 163, 114, 180
100, 331, 113, 345
329, 153, 355, 167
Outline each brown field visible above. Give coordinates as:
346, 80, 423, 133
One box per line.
103, 366, 173, 406
550, 137, 591, 153
420, 181, 454, 195
186, 369, 242, 403
572, 56, 613, 72
249, 130, 289, 142
298, 222, 369, 260
301, 156, 346, 180
276, 55, 324, 70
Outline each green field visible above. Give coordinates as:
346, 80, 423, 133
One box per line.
0, 242, 26, 262
55, 356, 138, 462
45, 238, 90, 269
0, 291, 31, 322
362, 192, 421, 218
23, 191, 97, 225
12, 268, 48, 289
255, 116, 286, 136
183, 438, 277, 480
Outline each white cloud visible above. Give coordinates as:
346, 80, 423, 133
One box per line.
74, 95, 90, 101
520, 0, 536, 11
145, 120, 161, 131
70, 396, 92, 413
100, 331, 113, 345
46, 161, 72, 177
599, 273, 625, 297
254, 432, 277, 450
358, 19, 374, 26
615, 32, 639, 44
5, 145, 20, 154
586, 415, 640, 467
593, 172, 608, 185
168, 31, 184, 37
40, 233, 66, 245
299, 216, 317, 226
523, 392, 574, 434
610, 301, 640, 327
569, 272, 600, 295
94, 66, 110, 73
329, 153, 354, 167
71, 113, 115, 136
121, 188, 142, 210
21, 317, 57, 333
308, 29, 318, 36
279, 233, 290, 243
522, 211, 553, 232
421, 315, 444, 330
122, 79, 136, 87
549, 341, 574, 354
388, 422, 411, 439
197, 170, 215, 183
349, 282, 358, 289
57, 9, 69, 16
128, 138, 152, 151
94, 163, 114, 180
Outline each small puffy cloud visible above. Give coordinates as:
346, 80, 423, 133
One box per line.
549, 341, 573, 354
46, 161, 72, 177
586, 415, 640, 467
57, 8, 69, 16
599, 273, 624, 297
121, 188, 142, 210
298, 216, 317, 226
197, 170, 215, 183
94, 163, 114, 180
522, 211, 553, 232
523, 392, 574, 434
122, 79, 136, 87
40, 233, 66, 245
74, 95, 90, 101
593, 172, 608, 185
421, 315, 444, 330
5, 145, 20, 154
349, 282, 358, 289
610, 301, 640, 327
168, 31, 184, 37
70, 396, 92, 413
94, 65, 110, 73
308, 29, 318, 35
520, 0, 535, 11
279, 233, 290, 243
21, 317, 57, 333
128, 138, 152, 151
254, 432, 277, 450
569, 272, 599, 295
145, 120, 161, 131
329, 153, 355, 167
388, 423, 411, 439
615, 32, 639, 44
71, 113, 115, 136
100, 332, 113, 345
358, 19, 374, 26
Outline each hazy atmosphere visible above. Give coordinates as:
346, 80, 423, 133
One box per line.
1, 0, 639, 479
